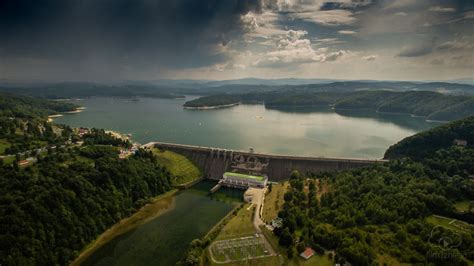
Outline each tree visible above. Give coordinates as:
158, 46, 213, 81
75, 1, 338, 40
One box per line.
284, 191, 293, 202
279, 228, 293, 247
296, 242, 306, 253
290, 170, 300, 180
287, 247, 294, 259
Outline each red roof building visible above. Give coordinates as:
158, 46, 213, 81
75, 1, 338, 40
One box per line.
17, 160, 29, 166
300, 247, 315, 260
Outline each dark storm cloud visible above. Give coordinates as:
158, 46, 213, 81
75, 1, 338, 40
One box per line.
397, 44, 434, 57
0, 0, 262, 72
320, 1, 373, 11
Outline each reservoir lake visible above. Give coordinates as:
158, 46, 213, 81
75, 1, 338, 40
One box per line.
55, 96, 439, 159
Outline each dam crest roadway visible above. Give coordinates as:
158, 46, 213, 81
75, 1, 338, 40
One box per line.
142, 141, 387, 182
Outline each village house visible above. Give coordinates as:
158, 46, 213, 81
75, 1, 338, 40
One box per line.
300, 247, 315, 260
453, 139, 467, 147
271, 217, 283, 228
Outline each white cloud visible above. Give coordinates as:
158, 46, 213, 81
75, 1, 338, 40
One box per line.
241, 11, 286, 39
395, 12, 408, 16
428, 6, 456, 13
338, 30, 357, 35
253, 30, 350, 67
261, 1, 358, 26
325, 50, 348, 61
314, 38, 345, 45
362, 55, 378, 61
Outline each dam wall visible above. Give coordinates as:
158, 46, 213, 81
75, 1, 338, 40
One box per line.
144, 142, 387, 182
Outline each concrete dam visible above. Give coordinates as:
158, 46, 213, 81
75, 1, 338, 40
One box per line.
144, 142, 387, 182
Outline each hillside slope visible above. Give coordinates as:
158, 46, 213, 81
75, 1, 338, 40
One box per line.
184, 90, 474, 121
384, 116, 474, 159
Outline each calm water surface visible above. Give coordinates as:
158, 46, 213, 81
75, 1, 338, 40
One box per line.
55, 96, 439, 159
82, 181, 242, 266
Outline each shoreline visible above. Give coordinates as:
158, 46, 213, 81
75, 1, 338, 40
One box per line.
48, 107, 86, 122
183, 103, 239, 110
64, 106, 86, 114
105, 130, 131, 141
70, 189, 179, 266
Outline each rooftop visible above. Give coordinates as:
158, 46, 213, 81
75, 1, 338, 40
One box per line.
223, 172, 266, 181
300, 247, 315, 259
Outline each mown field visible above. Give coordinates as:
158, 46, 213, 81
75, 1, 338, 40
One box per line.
454, 200, 472, 213
215, 203, 256, 241
262, 182, 289, 222
151, 148, 201, 185
426, 215, 474, 233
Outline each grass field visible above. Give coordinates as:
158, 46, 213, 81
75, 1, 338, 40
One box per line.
209, 203, 280, 265
151, 148, 201, 185
454, 200, 472, 213
0, 139, 11, 155
216, 203, 256, 241
1, 155, 15, 165
426, 215, 474, 233
262, 182, 289, 222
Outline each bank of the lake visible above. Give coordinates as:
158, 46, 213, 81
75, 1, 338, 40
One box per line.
183, 103, 240, 110
80, 180, 243, 266
54, 97, 440, 159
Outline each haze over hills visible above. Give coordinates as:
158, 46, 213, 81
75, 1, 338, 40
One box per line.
1, 79, 474, 99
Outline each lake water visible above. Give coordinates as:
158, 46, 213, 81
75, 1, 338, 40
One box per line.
82, 181, 242, 266
54, 96, 439, 159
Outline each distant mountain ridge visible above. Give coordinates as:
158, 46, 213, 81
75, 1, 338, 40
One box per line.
0, 80, 473, 100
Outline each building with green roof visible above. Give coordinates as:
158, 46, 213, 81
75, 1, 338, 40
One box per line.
221, 172, 268, 189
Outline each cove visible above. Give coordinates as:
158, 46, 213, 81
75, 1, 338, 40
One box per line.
80, 181, 242, 266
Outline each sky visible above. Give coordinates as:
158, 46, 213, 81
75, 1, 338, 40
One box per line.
0, 0, 473, 82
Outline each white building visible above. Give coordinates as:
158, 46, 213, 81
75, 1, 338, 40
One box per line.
221, 172, 268, 189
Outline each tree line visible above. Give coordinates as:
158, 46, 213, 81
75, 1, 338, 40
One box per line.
276, 116, 474, 265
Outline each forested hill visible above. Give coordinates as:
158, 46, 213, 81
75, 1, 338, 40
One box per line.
0, 144, 173, 265
0, 94, 79, 156
0, 93, 77, 119
0, 93, 175, 264
275, 116, 474, 265
184, 90, 474, 121
384, 116, 474, 159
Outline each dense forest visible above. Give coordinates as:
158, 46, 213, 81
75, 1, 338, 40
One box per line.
0, 146, 172, 265
184, 90, 474, 121
385, 116, 474, 159
0, 94, 174, 265
276, 116, 474, 265
0, 93, 77, 119
0, 93, 79, 156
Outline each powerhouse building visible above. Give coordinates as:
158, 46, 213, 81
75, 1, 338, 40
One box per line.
220, 172, 268, 189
